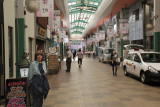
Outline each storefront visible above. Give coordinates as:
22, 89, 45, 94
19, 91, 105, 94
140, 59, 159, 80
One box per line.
0, 0, 5, 100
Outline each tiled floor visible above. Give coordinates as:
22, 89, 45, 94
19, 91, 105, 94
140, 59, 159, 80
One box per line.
43, 57, 160, 107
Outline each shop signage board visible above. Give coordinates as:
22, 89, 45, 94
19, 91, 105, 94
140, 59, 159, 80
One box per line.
38, 27, 46, 36
6, 78, 28, 107
37, 0, 53, 17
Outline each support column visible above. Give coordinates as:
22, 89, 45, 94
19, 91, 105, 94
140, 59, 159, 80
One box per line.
154, 0, 160, 52
15, 0, 25, 78
120, 38, 124, 57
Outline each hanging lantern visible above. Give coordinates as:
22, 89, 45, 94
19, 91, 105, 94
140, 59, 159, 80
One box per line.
146, 23, 154, 30
25, 0, 39, 13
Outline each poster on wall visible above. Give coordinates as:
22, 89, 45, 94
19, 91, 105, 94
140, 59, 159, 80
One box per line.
37, 0, 53, 17
5, 78, 28, 107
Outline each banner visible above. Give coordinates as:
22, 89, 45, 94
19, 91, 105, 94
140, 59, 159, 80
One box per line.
96, 33, 100, 41
53, 16, 61, 29
120, 23, 129, 34
48, 17, 53, 29
59, 30, 66, 39
119, 19, 129, 34
99, 30, 105, 40
107, 25, 114, 38
64, 35, 69, 43
36, 0, 53, 17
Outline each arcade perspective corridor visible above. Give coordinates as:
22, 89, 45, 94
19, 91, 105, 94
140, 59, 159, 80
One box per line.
43, 57, 160, 107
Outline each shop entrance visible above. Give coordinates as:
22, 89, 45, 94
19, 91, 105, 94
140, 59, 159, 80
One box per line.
0, 0, 5, 100
0, 24, 5, 100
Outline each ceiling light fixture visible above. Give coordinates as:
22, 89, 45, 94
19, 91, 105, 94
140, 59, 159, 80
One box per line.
80, 6, 92, 10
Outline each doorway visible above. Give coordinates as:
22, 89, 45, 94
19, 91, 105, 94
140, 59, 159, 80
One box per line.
0, 24, 5, 100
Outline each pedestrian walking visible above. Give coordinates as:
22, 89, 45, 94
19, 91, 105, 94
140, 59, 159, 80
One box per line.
66, 49, 72, 72
77, 49, 83, 68
93, 51, 96, 59
28, 50, 50, 107
111, 49, 119, 76
73, 50, 76, 60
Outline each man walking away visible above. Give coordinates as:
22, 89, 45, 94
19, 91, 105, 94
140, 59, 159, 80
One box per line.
66, 49, 72, 72
73, 50, 76, 60
77, 49, 83, 69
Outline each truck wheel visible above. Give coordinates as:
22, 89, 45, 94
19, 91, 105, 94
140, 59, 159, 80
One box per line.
124, 67, 129, 76
140, 72, 148, 84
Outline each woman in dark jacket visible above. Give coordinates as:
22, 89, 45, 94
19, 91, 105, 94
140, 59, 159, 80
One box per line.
111, 49, 119, 76
28, 51, 50, 107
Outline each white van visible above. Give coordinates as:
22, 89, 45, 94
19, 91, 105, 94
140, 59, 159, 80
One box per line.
99, 47, 114, 63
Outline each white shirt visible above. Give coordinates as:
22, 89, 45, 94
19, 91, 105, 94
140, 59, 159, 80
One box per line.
67, 51, 72, 58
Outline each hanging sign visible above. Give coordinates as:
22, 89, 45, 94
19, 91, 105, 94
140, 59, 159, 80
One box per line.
48, 17, 53, 29
99, 30, 105, 40
53, 16, 61, 29
119, 19, 129, 34
96, 33, 100, 41
107, 25, 114, 38
5, 78, 28, 107
36, 0, 51, 17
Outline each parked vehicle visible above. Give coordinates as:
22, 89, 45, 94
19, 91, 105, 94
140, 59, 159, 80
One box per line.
99, 47, 114, 63
123, 44, 144, 60
123, 51, 160, 84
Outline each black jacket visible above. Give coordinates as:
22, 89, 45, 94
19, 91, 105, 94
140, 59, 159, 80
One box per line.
29, 74, 50, 99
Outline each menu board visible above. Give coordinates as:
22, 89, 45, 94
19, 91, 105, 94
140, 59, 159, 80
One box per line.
5, 78, 28, 107
47, 55, 59, 74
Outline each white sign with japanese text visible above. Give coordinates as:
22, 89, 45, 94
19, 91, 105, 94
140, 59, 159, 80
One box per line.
36, 0, 53, 17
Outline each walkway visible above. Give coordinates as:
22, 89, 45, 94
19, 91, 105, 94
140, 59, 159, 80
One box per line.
43, 57, 160, 107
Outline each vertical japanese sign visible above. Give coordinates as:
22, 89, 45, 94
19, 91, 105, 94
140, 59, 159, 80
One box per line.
37, 0, 49, 17
64, 35, 69, 43
107, 25, 114, 38
96, 33, 100, 41
53, 16, 61, 29
5, 78, 28, 107
119, 19, 129, 34
100, 30, 105, 40
48, 0, 54, 29
59, 30, 66, 40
